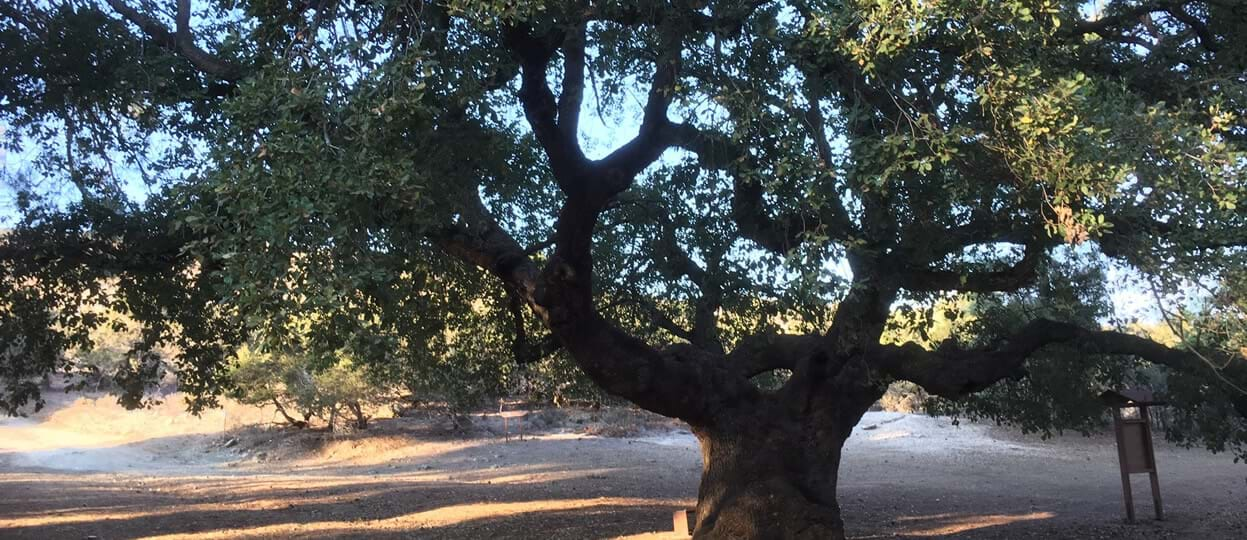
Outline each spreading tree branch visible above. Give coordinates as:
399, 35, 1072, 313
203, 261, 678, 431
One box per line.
650, 214, 726, 351
1163, 4, 1219, 51
594, 21, 683, 182
608, 293, 696, 343
425, 189, 541, 295
668, 123, 860, 255
507, 289, 562, 365
557, 21, 586, 148
1099, 211, 1247, 259
892, 241, 1046, 294
870, 318, 1247, 407
587, 0, 771, 37
105, 0, 244, 80
727, 332, 823, 379
427, 185, 746, 422
502, 24, 587, 182
1065, 0, 1218, 52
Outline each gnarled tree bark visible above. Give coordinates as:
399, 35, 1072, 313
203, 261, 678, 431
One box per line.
688, 359, 883, 540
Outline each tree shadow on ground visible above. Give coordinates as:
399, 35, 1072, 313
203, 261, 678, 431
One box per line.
0, 432, 698, 539
2, 426, 1243, 539
0, 473, 686, 539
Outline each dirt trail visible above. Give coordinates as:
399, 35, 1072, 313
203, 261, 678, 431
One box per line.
1, 393, 1245, 539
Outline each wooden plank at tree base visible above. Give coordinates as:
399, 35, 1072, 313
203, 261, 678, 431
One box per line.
673, 509, 695, 536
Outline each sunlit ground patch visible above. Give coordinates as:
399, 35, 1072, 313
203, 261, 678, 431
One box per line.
896, 511, 1056, 536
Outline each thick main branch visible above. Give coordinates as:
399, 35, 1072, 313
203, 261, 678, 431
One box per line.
870, 318, 1247, 402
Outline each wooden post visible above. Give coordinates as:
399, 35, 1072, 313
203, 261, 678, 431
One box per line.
1141, 407, 1164, 520
1111, 407, 1136, 522
501, 400, 511, 442
499, 399, 527, 443
673, 509, 695, 536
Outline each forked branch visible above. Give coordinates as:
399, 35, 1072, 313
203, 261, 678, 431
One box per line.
105, 0, 244, 80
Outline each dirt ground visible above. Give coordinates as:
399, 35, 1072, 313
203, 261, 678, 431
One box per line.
1, 392, 1245, 539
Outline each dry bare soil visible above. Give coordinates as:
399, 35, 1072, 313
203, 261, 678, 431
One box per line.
1, 392, 1245, 539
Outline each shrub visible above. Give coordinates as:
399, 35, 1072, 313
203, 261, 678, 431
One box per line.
879, 381, 927, 413
227, 344, 390, 431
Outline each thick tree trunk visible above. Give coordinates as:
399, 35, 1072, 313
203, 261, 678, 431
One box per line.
271, 398, 308, 429
691, 433, 847, 539
690, 391, 876, 540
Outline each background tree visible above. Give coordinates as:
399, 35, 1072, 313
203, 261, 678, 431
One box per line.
228, 342, 391, 430
229, 343, 321, 429
3, 1, 1247, 538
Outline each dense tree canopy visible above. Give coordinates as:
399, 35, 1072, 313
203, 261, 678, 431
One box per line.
3, 1, 1246, 538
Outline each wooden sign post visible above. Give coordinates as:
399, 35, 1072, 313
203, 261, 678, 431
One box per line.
1100, 389, 1165, 522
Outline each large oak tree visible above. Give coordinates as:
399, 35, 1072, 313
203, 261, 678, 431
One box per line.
3, 1, 1247, 538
